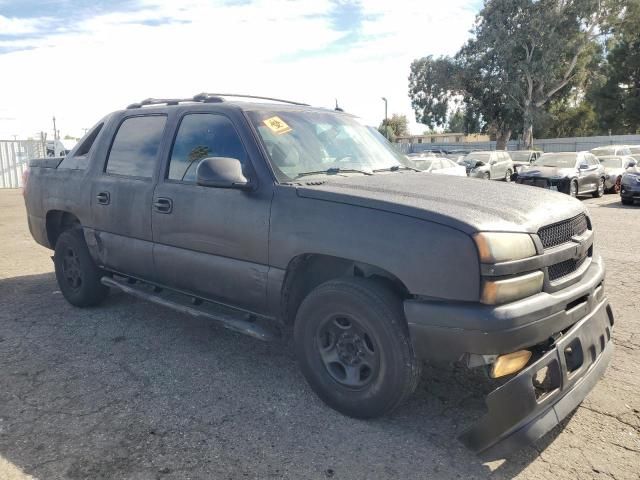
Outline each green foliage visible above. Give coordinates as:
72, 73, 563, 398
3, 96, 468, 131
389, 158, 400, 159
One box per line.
378, 114, 409, 141
408, 0, 624, 144
446, 110, 465, 133
591, 0, 640, 134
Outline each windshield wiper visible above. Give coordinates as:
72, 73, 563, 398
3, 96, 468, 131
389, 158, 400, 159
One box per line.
294, 167, 373, 179
373, 165, 420, 173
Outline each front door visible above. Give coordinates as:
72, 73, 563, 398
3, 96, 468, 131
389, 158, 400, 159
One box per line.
89, 114, 167, 279
151, 112, 272, 314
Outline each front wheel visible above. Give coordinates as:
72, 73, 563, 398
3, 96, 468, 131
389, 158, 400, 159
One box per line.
483, 172, 490, 180
504, 169, 512, 182
593, 177, 605, 198
568, 180, 578, 197
54, 228, 109, 307
294, 278, 421, 419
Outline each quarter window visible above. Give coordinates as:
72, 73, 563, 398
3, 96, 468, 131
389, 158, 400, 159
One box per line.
106, 115, 167, 178
168, 114, 248, 182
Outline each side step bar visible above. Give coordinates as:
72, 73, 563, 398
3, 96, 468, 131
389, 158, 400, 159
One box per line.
101, 276, 279, 342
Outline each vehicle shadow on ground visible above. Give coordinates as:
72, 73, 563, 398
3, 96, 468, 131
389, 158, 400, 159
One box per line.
0, 273, 565, 479
599, 201, 638, 209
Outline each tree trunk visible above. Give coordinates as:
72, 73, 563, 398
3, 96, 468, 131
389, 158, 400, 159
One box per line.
522, 106, 534, 149
496, 128, 512, 150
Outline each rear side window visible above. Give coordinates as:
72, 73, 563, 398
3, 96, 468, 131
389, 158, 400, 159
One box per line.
106, 115, 167, 178
167, 113, 247, 182
58, 123, 104, 170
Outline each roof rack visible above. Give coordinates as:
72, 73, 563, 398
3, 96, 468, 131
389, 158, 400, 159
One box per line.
193, 93, 309, 106
126, 93, 309, 109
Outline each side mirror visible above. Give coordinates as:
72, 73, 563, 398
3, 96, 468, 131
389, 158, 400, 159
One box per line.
628, 159, 637, 168
490, 160, 497, 165
475, 161, 485, 167
196, 157, 250, 189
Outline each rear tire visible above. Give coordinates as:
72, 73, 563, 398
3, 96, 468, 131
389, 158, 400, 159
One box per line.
54, 228, 108, 307
294, 277, 421, 419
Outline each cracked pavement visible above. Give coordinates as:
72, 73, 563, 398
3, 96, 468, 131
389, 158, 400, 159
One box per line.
0, 189, 638, 479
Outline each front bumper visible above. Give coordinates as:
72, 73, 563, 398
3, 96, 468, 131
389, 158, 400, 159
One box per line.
404, 257, 613, 458
621, 182, 640, 200
516, 176, 570, 193
459, 299, 613, 460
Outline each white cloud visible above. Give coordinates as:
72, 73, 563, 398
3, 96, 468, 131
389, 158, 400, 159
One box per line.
0, 0, 477, 138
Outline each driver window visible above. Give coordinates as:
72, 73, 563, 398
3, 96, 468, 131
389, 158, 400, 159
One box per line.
168, 114, 248, 182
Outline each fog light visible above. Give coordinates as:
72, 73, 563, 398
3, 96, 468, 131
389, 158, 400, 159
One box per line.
480, 271, 544, 305
490, 350, 532, 378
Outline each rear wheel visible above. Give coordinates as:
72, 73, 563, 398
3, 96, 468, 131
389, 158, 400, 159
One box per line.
294, 278, 421, 419
54, 228, 108, 307
612, 177, 621, 194
593, 177, 605, 198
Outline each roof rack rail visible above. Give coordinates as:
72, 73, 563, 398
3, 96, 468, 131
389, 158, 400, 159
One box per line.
193, 92, 309, 106
126, 93, 308, 110
126, 96, 223, 109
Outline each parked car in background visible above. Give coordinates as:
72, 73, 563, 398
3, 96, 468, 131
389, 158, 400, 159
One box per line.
461, 151, 514, 181
510, 150, 542, 172
516, 152, 605, 197
446, 149, 472, 163
621, 165, 640, 205
595, 155, 637, 193
590, 145, 632, 158
408, 156, 466, 176
627, 145, 640, 162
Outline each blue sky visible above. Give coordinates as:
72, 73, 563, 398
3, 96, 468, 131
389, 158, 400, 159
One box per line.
0, 0, 480, 138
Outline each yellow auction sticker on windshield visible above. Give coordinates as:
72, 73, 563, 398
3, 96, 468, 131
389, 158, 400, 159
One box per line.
263, 116, 292, 135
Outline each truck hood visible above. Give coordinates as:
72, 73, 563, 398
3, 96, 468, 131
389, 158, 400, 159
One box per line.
518, 166, 575, 178
295, 172, 586, 234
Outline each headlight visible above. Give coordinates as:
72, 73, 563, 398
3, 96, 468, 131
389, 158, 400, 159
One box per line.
481, 271, 544, 305
474, 232, 537, 263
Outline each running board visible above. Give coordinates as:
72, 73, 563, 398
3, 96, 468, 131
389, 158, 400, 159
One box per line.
101, 276, 279, 342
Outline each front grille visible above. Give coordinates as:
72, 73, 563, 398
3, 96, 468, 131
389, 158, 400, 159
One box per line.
518, 177, 549, 188
548, 255, 588, 281
538, 214, 588, 249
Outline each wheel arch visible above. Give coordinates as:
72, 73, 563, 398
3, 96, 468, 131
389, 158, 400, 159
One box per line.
46, 210, 81, 248
280, 253, 410, 326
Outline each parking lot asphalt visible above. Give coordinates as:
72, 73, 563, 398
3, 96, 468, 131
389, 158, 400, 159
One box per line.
0, 188, 638, 480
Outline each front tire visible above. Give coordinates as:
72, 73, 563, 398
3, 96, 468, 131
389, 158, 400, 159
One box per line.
54, 228, 109, 307
569, 180, 578, 197
483, 172, 490, 180
593, 177, 605, 198
294, 278, 421, 419
504, 169, 512, 182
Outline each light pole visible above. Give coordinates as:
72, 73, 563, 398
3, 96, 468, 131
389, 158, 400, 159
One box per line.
381, 97, 388, 123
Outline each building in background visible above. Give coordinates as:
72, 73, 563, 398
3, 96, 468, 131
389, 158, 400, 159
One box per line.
395, 132, 490, 144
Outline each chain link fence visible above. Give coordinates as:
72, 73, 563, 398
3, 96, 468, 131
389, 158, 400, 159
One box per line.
0, 140, 46, 188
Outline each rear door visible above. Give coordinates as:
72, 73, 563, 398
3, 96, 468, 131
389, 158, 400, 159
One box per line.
89, 114, 167, 279
151, 111, 272, 314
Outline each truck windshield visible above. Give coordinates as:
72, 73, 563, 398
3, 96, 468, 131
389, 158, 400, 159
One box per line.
247, 110, 405, 181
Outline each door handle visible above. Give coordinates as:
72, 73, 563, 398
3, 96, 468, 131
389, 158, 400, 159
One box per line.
96, 192, 110, 205
153, 197, 173, 214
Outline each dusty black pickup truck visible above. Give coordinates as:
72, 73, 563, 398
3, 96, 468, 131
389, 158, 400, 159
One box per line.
23, 93, 613, 460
